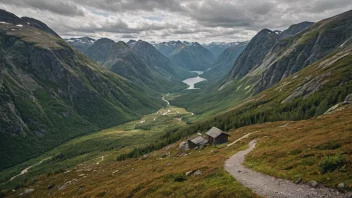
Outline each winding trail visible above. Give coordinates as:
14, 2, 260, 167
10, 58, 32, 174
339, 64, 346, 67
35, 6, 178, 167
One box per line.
225, 140, 351, 198
96, 156, 105, 165
9, 157, 51, 181
162, 95, 170, 106
96, 154, 111, 165
227, 132, 257, 147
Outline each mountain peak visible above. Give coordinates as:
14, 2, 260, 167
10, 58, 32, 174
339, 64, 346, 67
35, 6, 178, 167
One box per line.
0, 9, 22, 24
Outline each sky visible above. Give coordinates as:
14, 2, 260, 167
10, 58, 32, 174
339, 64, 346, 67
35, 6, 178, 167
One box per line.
1, 0, 352, 43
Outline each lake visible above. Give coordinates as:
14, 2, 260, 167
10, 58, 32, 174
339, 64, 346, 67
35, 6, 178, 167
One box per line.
182, 71, 207, 89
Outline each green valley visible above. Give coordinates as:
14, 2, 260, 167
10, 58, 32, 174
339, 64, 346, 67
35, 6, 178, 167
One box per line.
1, 5, 352, 198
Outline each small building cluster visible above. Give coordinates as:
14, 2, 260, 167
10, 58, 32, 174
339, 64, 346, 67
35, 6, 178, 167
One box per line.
187, 127, 229, 149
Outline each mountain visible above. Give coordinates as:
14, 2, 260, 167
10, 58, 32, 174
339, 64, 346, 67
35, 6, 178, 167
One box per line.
224, 22, 314, 85
64, 37, 95, 53
153, 41, 216, 71
202, 41, 248, 58
152, 40, 182, 57
0, 10, 163, 170
224, 29, 281, 82
202, 42, 248, 80
127, 40, 193, 80
252, 17, 349, 93
279, 21, 315, 39
172, 12, 352, 117
85, 38, 187, 92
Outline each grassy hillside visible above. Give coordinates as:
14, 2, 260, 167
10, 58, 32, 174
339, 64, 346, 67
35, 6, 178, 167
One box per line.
0, 105, 191, 188
245, 105, 352, 190
2, 125, 261, 198
0, 19, 163, 170
3, 105, 351, 197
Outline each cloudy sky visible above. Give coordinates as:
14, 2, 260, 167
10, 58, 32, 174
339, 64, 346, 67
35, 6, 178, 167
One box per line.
1, 0, 352, 43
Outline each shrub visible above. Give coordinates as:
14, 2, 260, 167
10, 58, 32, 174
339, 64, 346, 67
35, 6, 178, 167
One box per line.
319, 154, 346, 173
316, 142, 341, 150
169, 173, 187, 182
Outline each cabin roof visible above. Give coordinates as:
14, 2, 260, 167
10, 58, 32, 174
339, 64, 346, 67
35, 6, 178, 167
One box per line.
189, 136, 207, 145
206, 127, 229, 138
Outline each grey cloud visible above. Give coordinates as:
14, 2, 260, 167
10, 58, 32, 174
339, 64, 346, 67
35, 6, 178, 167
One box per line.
1, 0, 352, 42
67, 19, 178, 35
0, 0, 84, 16
76, 0, 183, 12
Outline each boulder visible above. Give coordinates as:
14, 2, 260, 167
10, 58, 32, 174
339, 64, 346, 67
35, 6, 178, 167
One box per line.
295, 178, 302, 184
194, 170, 202, 176
141, 154, 148, 160
337, 183, 346, 191
179, 142, 188, 152
308, 180, 319, 188
185, 170, 194, 176
344, 93, 352, 104
24, 189, 34, 194
47, 184, 55, 189
161, 152, 170, 158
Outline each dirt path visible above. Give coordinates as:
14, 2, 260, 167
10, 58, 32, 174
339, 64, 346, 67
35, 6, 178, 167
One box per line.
227, 132, 257, 147
9, 157, 51, 181
96, 156, 105, 165
225, 140, 351, 198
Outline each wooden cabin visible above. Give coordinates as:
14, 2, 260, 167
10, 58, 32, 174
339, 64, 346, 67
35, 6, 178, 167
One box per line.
188, 136, 208, 149
206, 127, 229, 145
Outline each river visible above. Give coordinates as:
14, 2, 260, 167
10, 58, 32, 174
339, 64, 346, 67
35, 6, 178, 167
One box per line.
182, 71, 206, 89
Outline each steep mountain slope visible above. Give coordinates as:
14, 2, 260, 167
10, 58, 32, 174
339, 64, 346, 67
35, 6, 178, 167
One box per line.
152, 41, 182, 57
153, 41, 216, 71
279, 21, 314, 39
225, 22, 314, 84
65, 37, 95, 53
224, 29, 281, 82
0, 9, 59, 38
85, 38, 151, 82
202, 42, 248, 80
252, 12, 351, 93
173, 11, 351, 118
203, 41, 248, 58
127, 40, 193, 80
86, 38, 186, 92
0, 11, 163, 170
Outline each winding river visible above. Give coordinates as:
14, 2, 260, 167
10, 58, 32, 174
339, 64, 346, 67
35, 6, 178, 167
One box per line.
182, 71, 207, 89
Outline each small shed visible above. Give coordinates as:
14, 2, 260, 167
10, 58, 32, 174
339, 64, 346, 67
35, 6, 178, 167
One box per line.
206, 127, 229, 145
188, 136, 208, 149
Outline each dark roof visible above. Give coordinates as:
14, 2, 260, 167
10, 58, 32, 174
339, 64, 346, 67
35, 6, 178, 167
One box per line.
206, 127, 229, 138
189, 136, 208, 145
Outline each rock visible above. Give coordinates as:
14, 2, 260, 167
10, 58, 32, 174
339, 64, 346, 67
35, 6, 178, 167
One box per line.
47, 184, 55, 189
308, 180, 319, 188
337, 183, 346, 191
161, 152, 170, 158
185, 170, 194, 176
179, 141, 188, 152
344, 93, 352, 104
295, 178, 302, 184
24, 189, 34, 194
141, 154, 148, 160
58, 181, 72, 190
194, 170, 202, 176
